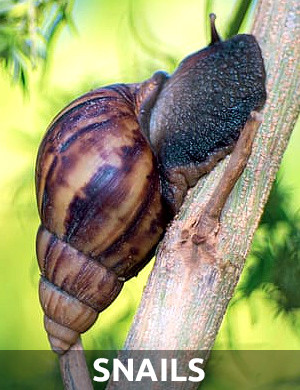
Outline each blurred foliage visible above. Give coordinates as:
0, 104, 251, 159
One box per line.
225, 0, 254, 38
127, 1, 178, 74
238, 179, 300, 315
205, 0, 255, 38
0, 0, 74, 90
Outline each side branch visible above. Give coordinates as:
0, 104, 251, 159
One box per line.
180, 113, 261, 269
194, 112, 261, 237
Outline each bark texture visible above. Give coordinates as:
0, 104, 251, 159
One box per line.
117, 0, 300, 353
59, 339, 93, 390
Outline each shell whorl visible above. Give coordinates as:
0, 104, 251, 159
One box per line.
36, 85, 165, 353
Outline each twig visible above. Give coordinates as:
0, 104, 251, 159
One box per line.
59, 338, 93, 390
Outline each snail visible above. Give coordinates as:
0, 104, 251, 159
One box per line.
35, 15, 266, 354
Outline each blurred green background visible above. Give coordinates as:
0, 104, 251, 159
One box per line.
0, 0, 300, 358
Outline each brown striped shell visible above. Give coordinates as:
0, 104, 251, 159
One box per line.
35, 83, 166, 353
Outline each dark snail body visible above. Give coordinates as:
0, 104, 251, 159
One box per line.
150, 34, 266, 212
35, 15, 266, 353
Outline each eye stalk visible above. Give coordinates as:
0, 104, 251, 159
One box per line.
209, 13, 221, 45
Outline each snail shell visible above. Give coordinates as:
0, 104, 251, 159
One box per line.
36, 83, 166, 353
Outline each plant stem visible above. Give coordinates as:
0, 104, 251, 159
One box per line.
59, 338, 93, 390
105, 0, 300, 388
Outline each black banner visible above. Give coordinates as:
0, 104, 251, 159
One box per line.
0, 350, 300, 389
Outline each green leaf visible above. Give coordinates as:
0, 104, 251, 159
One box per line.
0, 0, 75, 91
